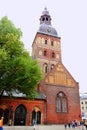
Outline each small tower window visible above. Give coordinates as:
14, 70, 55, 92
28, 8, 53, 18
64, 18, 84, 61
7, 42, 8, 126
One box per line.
43, 50, 47, 56
43, 63, 48, 73
46, 17, 48, 21
45, 39, 47, 44
51, 41, 54, 46
52, 52, 55, 58
42, 17, 45, 21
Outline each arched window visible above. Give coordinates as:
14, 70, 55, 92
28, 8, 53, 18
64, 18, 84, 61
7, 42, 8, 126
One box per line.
14, 104, 27, 126
51, 41, 54, 46
45, 39, 47, 44
43, 50, 47, 56
51, 64, 54, 70
42, 17, 45, 21
43, 63, 48, 73
31, 107, 41, 125
52, 52, 55, 58
56, 92, 67, 112
46, 17, 48, 21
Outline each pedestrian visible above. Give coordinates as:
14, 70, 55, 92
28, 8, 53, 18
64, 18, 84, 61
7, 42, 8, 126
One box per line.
8, 119, 12, 126
85, 120, 87, 130
64, 123, 67, 129
72, 120, 75, 128
33, 119, 36, 130
68, 122, 71, 128
0, 117, 4, 130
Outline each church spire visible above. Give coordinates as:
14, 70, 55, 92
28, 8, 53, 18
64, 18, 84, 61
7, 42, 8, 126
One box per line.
39, 7, 51, 25
38, 7, 58, 37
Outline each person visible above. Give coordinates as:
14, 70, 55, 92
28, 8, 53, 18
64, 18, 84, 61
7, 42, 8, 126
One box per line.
64, 123, 67, 129
0, 117, 4, 130
72, 120, 75, 128
85, 120, 87, 130
81, 121, 85, 130
33, 119, 36, 130
68, 122, 71, 128
8, 119, 12, 126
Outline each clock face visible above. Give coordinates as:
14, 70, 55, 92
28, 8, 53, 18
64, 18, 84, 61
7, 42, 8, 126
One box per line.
46, 27, 51, 33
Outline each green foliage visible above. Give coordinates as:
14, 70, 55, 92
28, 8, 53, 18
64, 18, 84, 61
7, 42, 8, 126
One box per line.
0, 16, 43, 99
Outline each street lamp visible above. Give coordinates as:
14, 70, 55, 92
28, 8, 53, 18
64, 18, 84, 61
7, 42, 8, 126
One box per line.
8, 106, 13, 126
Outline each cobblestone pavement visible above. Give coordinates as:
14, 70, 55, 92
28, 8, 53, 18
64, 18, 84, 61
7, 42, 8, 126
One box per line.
3, 125, 86, 130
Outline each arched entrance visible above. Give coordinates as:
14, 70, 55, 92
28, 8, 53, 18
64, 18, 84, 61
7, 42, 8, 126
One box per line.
0, 105, 9, 125
4, 109, 9, 124
14, 104, 27, 126
31, 107, 41, 125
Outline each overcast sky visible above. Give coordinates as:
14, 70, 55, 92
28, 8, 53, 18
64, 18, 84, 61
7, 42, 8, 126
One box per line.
0, 0, 87, 93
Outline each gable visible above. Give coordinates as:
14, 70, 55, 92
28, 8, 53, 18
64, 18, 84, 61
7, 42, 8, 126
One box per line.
45, 63, 78, 87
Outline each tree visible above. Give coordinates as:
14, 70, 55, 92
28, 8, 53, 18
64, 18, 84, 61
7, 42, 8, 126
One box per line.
0, 16, 43, 99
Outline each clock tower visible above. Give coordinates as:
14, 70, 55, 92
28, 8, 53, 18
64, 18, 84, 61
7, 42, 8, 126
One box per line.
32, 7, 62, 74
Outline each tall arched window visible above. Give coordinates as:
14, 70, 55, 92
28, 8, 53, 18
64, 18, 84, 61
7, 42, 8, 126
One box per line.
51, 41, 54, 46
31, 107, 41, 125
52, 52, 55, 58
14, 104, 27, 126
56, 92, 67, 112
45, 39, 47, 44
43, 63, 48, 73
43, 50, 47, 56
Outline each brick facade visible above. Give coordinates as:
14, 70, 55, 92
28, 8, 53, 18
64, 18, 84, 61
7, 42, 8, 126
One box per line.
1, 97, 46, 125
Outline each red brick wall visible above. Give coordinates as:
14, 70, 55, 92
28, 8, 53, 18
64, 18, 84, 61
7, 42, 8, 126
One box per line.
42, 82, 81, 124
1, 83, 81, 125
1, 97, 45, 125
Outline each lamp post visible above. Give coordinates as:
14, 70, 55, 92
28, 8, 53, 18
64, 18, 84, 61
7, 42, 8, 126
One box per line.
9, 106, 13, 126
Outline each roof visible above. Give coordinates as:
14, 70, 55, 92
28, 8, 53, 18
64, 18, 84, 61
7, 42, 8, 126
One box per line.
38, 7, 58, 37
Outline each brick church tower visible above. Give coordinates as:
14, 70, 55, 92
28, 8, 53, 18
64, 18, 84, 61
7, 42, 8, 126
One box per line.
32, 7, 61, 75
32, 7, 81, 124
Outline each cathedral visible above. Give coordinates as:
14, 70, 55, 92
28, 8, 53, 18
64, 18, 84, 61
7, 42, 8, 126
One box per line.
0, 8, 81, 125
